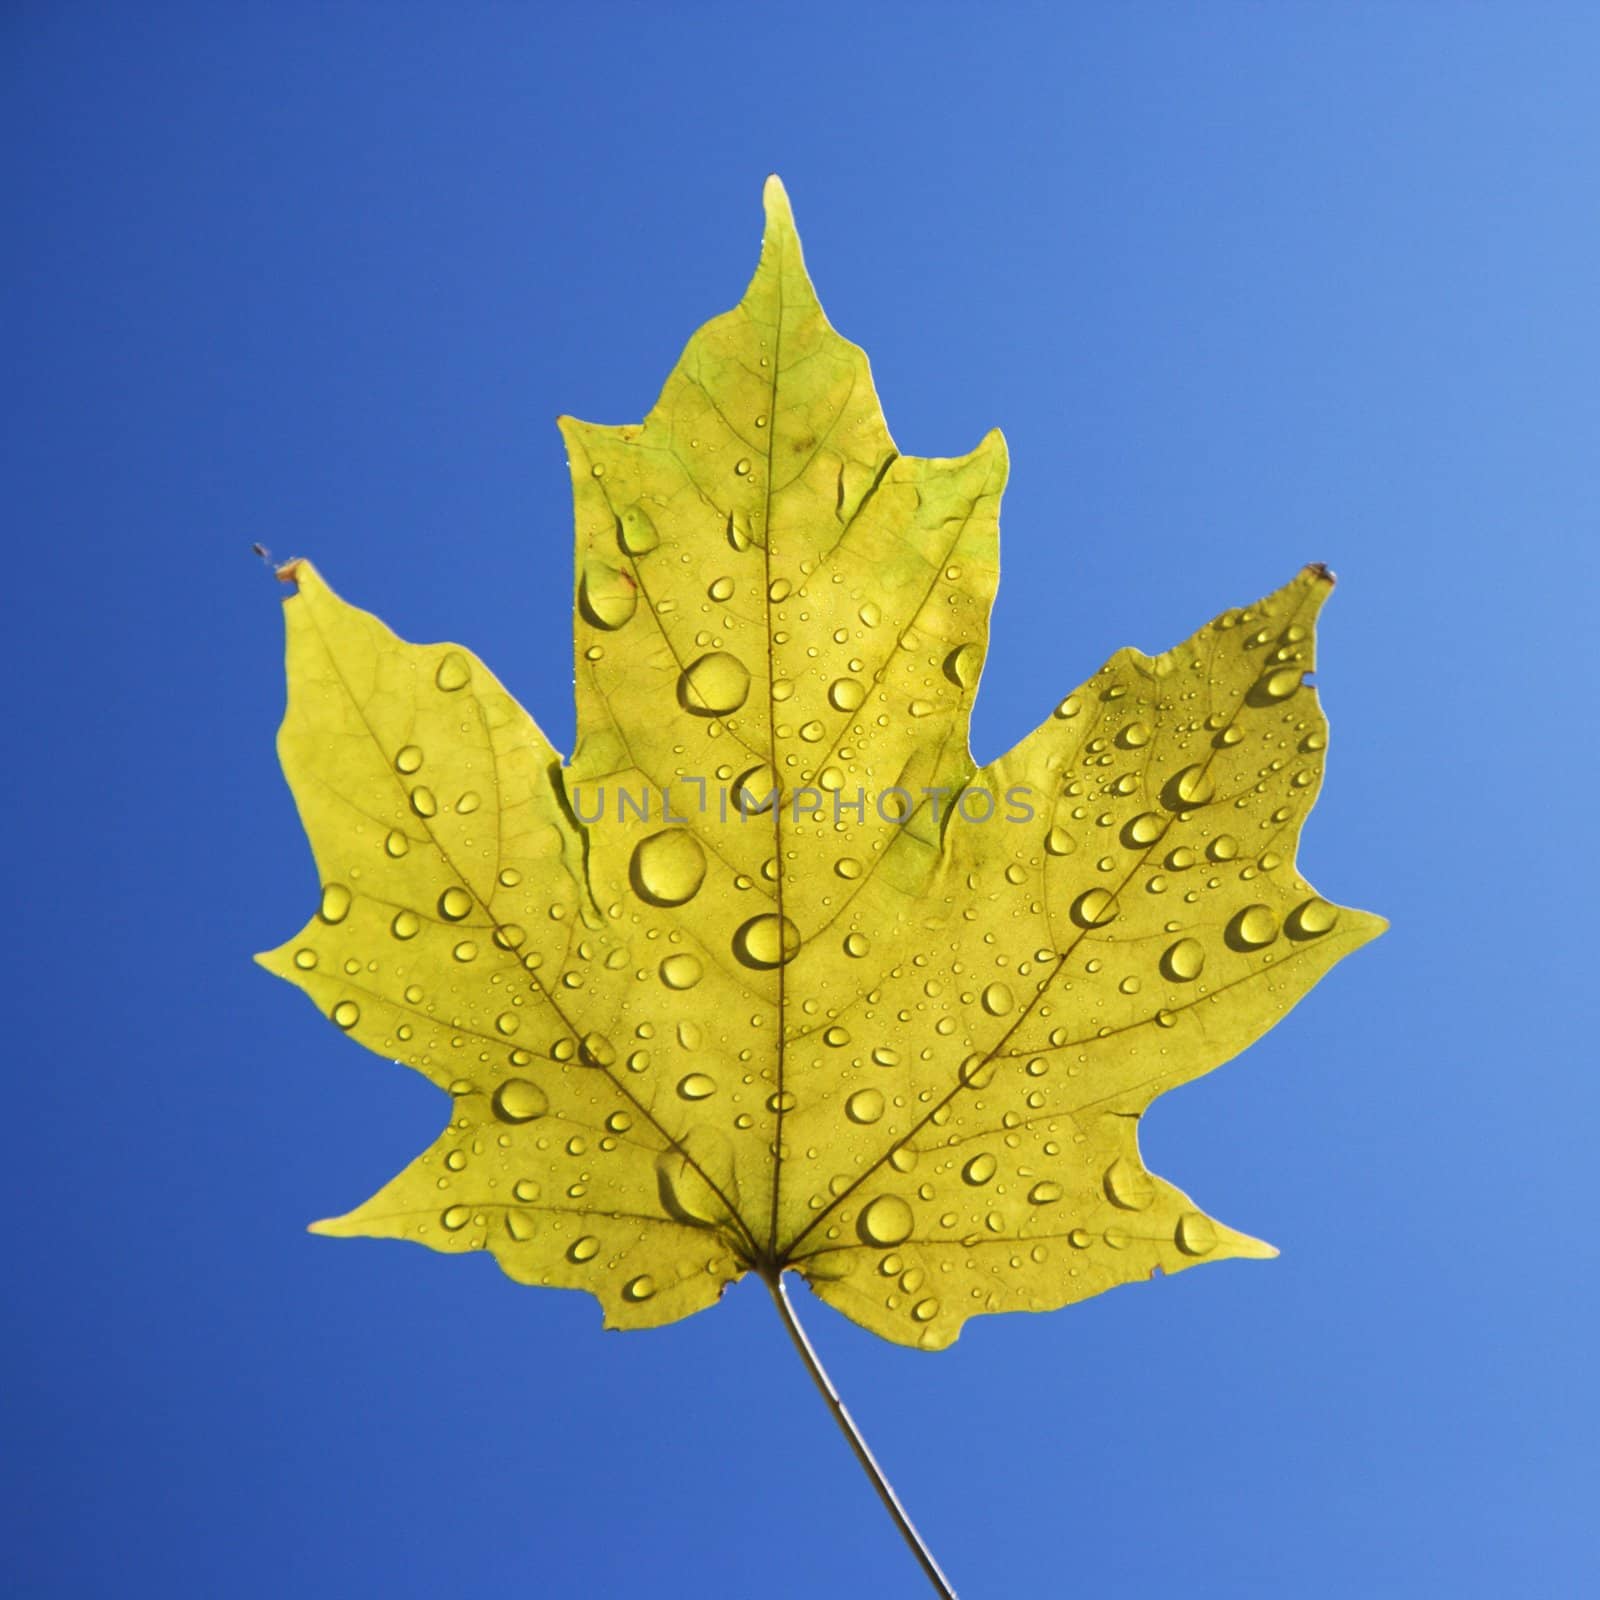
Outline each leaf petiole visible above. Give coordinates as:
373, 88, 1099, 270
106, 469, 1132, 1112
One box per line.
765, 1270, 958, 1599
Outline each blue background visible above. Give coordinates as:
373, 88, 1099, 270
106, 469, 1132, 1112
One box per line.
6, 5, 1596, 1596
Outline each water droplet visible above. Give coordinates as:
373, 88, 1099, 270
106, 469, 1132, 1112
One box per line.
492, 1079, 548, 1123
678, 1073, 717, 1100
579, 556, 638, 630
319, 883, 352, 924
435, 652, 471, 692
843, 932, 870, 959
1257, 668, 1303, 701
829, 677, 865, 712
1228, 904, 1279, 949
630, 830, 707, 906
1104, 1156, 1155, 1210
679, 652, 751, 716
331, 999, 360, 1030
1175, 1211, 1218, 1256
858, 1194, 914, 1246
1161, 937, 1205, 982
1287, 897, 1339, 938
389, 909, 420, 940
1028, 1182, 1063, 1205
293, 947, 318, 970
1070, 887, 1118, 928
617, 504, 659, 555
908, 699, 934, 718
437, 886, 472, 921
623, 1274, 656, 1302
1045, 826, 1075, 856
912, 1298, 940, 1323
394, 745, 423, 775
512, 1178, 540, 1203
569, 1236, 600, 1263
858, 602, 882, 628
872, 1047, 900, 1068
708, 575, 735, 602
1207, 834, 1239, 862
1125, 812, 1163, 846
733, 914, 801, 969
1068, 1228, 1093, 1249
441, 1204, 471, 1232
944, 643, 981, 689
1055, 694, 1082, 719
835, 856, 863, 879
962, 1153, 997, 1186
734, 458, 752, 476
846, 1088, 885, 1124
1117, 721, 1151, 748
1164, 765, 1215, 809
981, 982, 1014, 1017
660, 953, 703, 989
456, 790, 481, 815
410, 786, 437, 818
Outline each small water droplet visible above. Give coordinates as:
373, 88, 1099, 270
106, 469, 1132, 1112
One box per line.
1257, 668, 1303, 701
293, 947, 318, 970
734, 458, 752, 476
623, 1274, 657, 1302
843, 932, 870, 959
440, 1204, 471, 1232
394, 745, 423, 775
1028, 1182, 1063, 1205
568, 1236, 600, 1263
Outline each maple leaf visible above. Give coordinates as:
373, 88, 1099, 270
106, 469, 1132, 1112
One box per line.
259, 178, 1382, 1360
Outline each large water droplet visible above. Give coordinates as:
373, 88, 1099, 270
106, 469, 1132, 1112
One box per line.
391, 909, 421, 940
1028, 1182, 1063, 1205
319, 883, 353, 924
829, 677, 866, 712
617, 504, 659, 556
1163, 765, 1216, 809
492, 1079, 548, 1123
962, 1153, 997, 1186
660, 953, 704, 989
1104, 1156, 1154, 1210
410, 786, 437, 818
630, 830, 707, 906
438, 886, 473, 921
677, 1072, 717, 1100
569, 1236, 600, 1263
579, 556, 638, 630
944, 643, 981, 689
504, 1209, 537, 1242
394, 745, 423, 774
331, 999, 360, 1030
1124, 812, 1163, 847
441, 1204, 472, 1232
733, 914, 801, 969
1045, 826, 1075, 856
1175, 1211, 1218, 1256
1287, 897, 1339, 938
858, 1194, 914, 1246
846, 1088, 885, 1125
1161, 937, 1205, 982
1070, 888, 1118, 928
981, 982, 1014, 1017
623, 1274, 656, 1302
1228, 904, 1279, 949
679, 652, 751, 716
435, 652, 471, 692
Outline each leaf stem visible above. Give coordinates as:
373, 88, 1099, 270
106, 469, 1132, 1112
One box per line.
765, 1271, 958, 1599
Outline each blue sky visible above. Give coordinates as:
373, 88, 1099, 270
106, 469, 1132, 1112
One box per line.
5, 4, 1596, 1595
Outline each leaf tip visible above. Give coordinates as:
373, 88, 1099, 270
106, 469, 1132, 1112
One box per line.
762, 172, 793, 223
1303, 560, 1336, 587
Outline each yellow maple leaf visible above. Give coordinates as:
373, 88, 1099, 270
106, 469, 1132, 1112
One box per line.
260, 177, 1382, 1361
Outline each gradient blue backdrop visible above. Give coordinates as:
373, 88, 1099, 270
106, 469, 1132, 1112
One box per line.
5, 5, 1595, 1596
